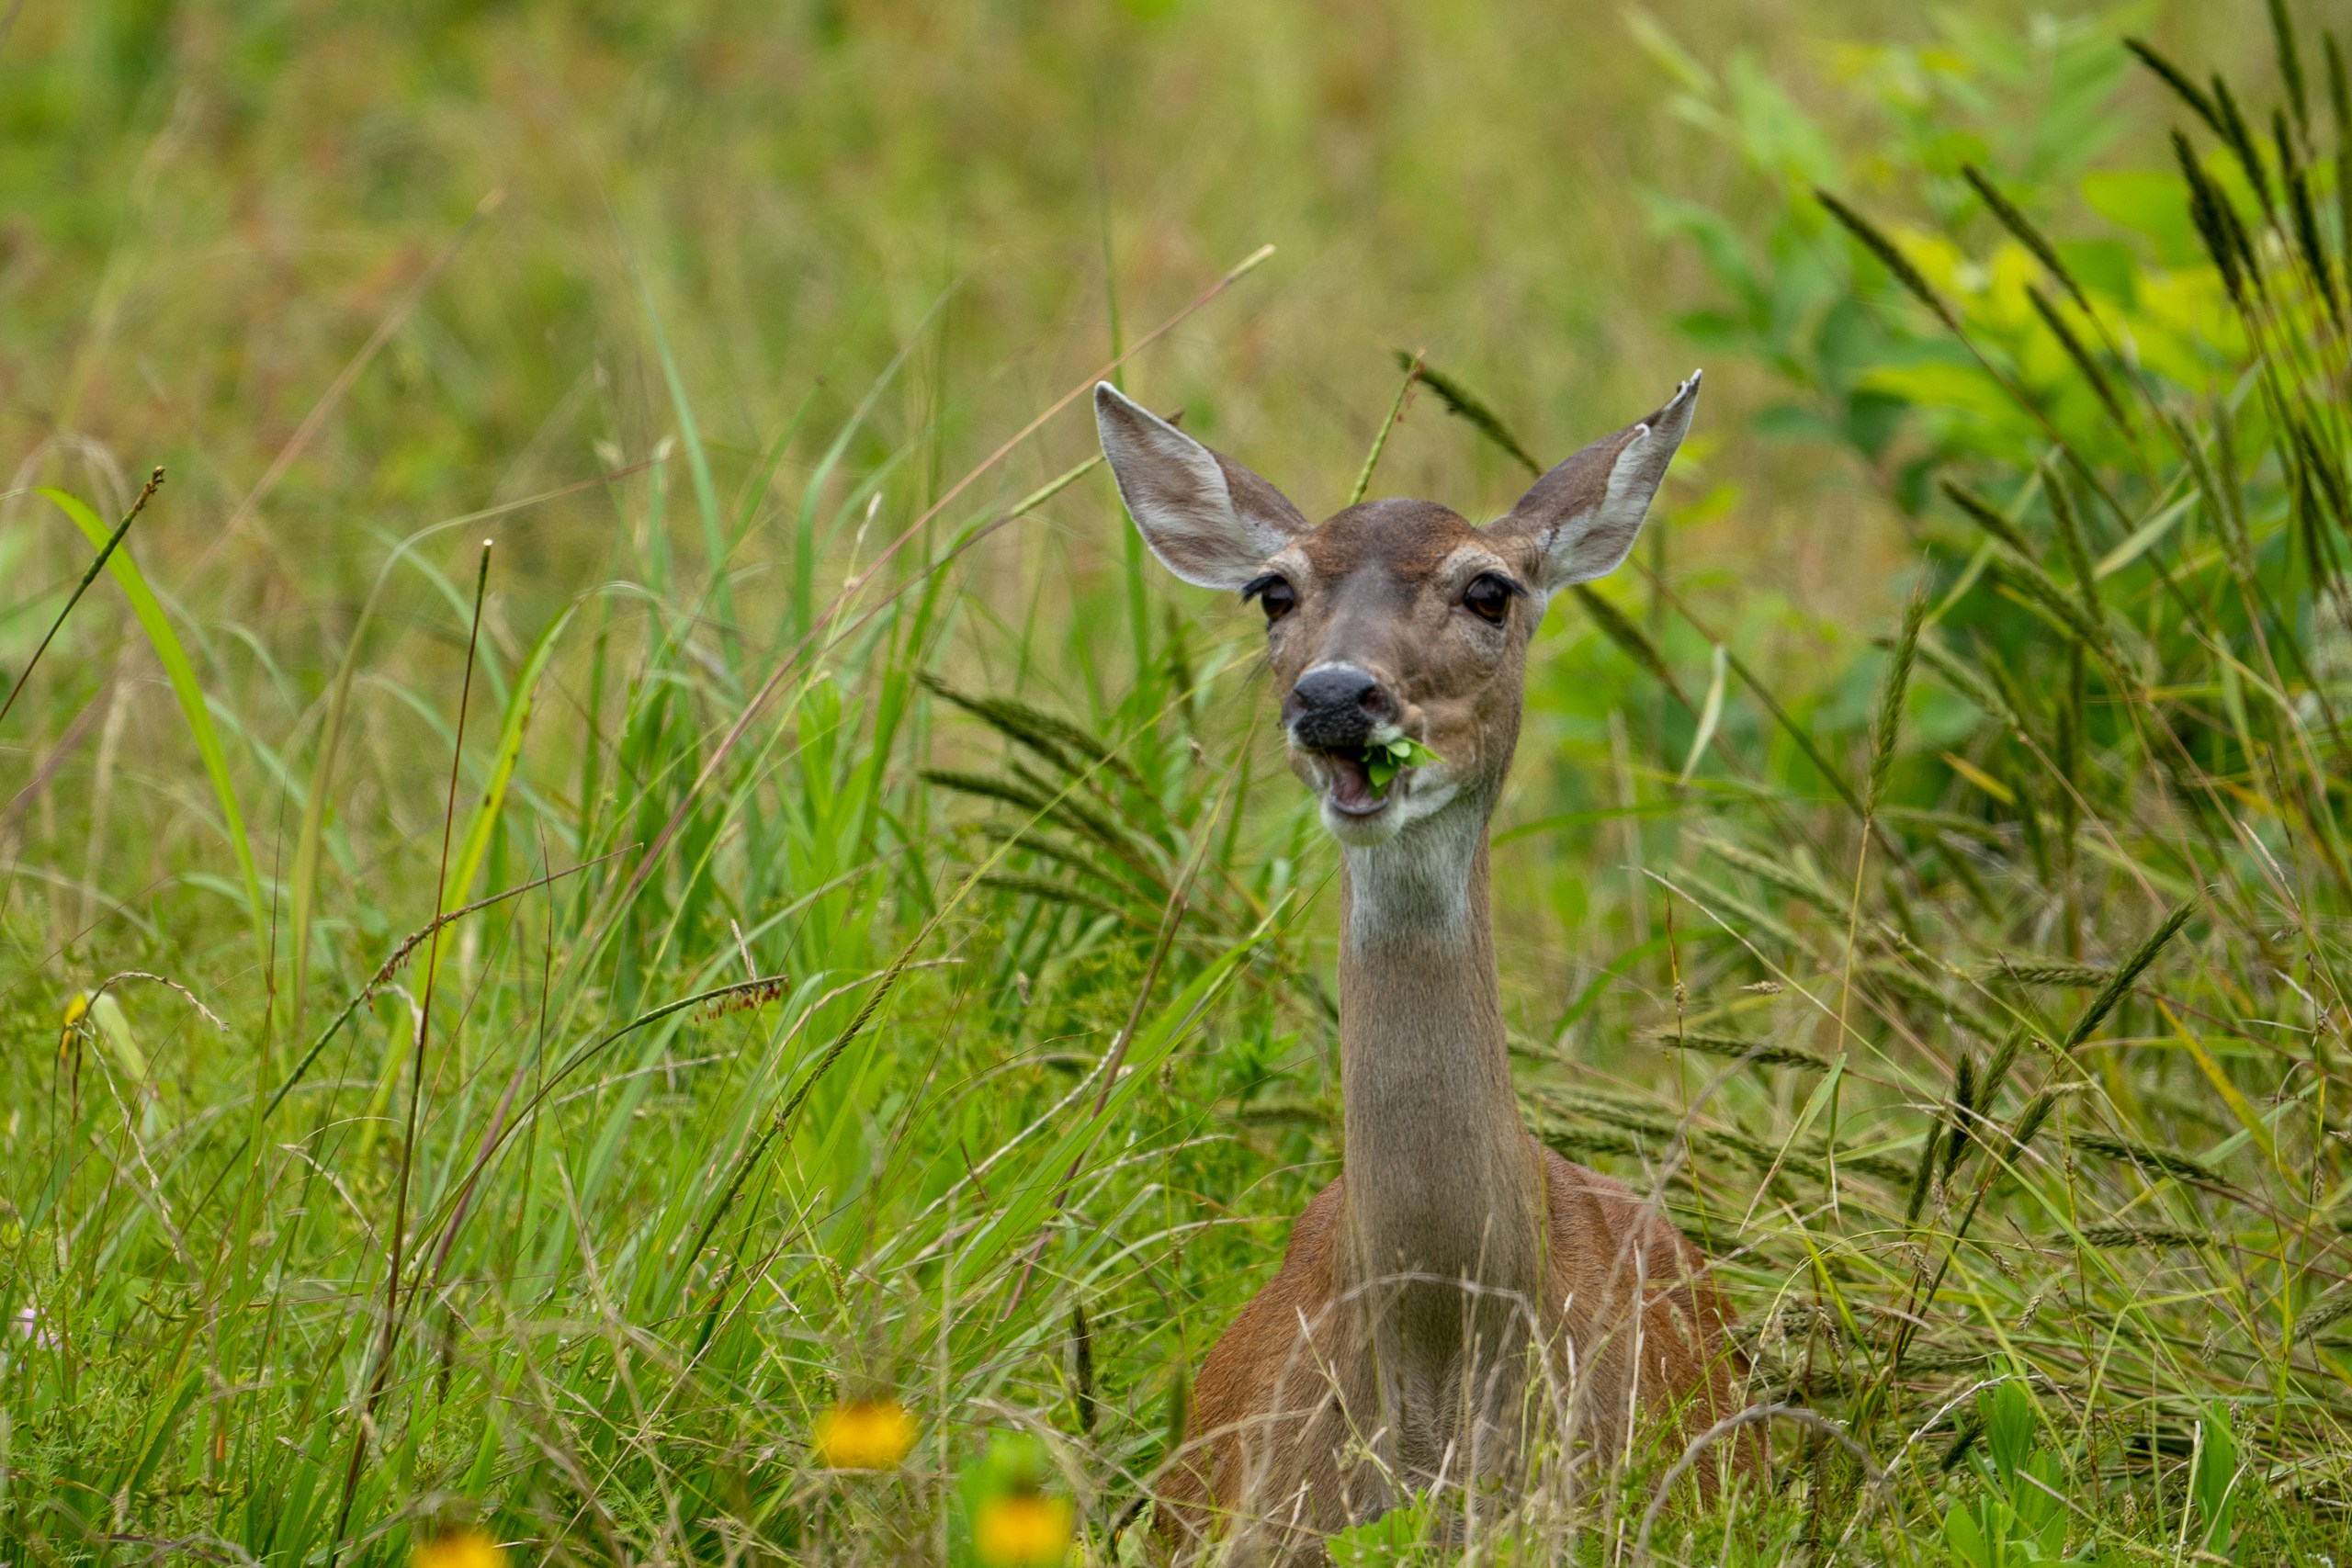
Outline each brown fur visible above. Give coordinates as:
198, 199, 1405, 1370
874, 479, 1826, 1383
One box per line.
1154, 1150, 1755, 1561
1298, 499, 1479, 581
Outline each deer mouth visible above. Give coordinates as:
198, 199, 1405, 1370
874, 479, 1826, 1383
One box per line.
1313, 748, 1387, 817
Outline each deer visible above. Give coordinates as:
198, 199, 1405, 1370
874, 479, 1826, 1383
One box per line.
1092, 371, 1757, 1561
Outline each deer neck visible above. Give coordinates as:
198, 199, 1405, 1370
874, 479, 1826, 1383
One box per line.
1335, 804, 1544, 1303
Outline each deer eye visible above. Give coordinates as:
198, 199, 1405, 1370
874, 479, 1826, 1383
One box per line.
1243, 574, 1296, 624
1462, 573, 1517, 625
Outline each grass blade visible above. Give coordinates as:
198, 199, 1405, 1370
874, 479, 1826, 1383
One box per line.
40, 486, 267, 973
1348, 353, 1422, 506
1677, 641, 1728, 785
439, 599, 581, 912
0, 468, 162, 733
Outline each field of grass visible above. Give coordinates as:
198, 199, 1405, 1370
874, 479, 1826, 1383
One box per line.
5, 1, 2350, 1563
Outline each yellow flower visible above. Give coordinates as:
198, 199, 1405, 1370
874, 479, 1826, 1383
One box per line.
411, 1529, 504, 1568
59, 991, 88, 1056
975, 1493, 1073, 1567
813, 1398, 918, 1470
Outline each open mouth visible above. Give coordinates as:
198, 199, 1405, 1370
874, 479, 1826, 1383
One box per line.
1295, 732, 1439, 820
1317, 748, 1386, 817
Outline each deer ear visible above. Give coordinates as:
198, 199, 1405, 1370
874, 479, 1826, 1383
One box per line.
1487, 370, 1700, 593
1094, 382, 1310, 591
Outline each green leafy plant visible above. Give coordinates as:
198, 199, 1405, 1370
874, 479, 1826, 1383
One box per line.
2188, 1403, 2243, 1563
1325, 1495, 1442, 1568
1941, 1382, 2068, 1567
1365, 734, 1442, 795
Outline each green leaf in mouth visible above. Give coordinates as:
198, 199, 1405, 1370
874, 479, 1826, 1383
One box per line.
1363, 735, 1441, 795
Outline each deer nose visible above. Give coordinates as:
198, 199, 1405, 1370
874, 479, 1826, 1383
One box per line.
1286, 664, 1396, 750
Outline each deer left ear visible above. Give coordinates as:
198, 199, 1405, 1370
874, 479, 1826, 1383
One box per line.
1487, 370, 1699, 594
1094, 382, 1310, 592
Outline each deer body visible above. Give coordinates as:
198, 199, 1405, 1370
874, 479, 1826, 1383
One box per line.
1095, 377, 1753, 1559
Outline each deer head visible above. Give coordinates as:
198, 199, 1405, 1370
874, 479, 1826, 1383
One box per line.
1095, 373, 1698, 848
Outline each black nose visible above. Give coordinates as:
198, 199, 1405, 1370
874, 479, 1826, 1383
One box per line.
1287, 664, 1395, 750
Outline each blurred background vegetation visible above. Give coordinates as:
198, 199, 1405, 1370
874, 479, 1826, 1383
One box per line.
6, 1, 2348, 1563
0, 0, 2257, 637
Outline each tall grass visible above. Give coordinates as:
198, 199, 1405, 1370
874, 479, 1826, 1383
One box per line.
2, 3, 2345, 1566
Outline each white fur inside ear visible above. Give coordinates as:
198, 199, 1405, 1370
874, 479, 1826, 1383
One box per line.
1095, 383, 1289, 590
1535, 372, 1698, 591
1532, 431, 1649, 588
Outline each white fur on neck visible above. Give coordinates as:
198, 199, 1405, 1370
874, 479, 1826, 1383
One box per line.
1340, 807, 1482, 949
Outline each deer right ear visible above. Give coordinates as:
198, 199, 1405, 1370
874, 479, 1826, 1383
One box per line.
1487, 370, 1700, 595
1094, 382, 1309, 591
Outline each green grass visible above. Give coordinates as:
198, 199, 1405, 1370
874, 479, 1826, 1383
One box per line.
4, 2, 2349, 1564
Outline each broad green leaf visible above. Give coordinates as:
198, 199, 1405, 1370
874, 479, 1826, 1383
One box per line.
1367, 734, 1440, 794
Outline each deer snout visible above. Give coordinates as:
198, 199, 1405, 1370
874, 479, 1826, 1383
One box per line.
1285, 664, 1396, 751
